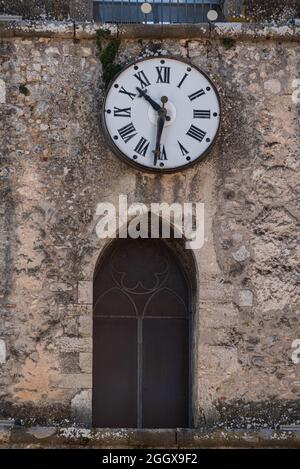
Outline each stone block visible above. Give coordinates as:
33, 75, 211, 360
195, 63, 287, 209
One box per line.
58, 304, 92, 317
50, 282, 73, 292
57, 337, 92, 353
63, 317, 79, 337
59, 353, 80, 374
78, 281, 93, 305
237, 290, 254, 307
81, 47, 92, 57
264, 79, 281, 95
91, 429, 177, 447
45, 47, 60, 56
201, 304, 238, 328
79, 315, 92, 337
200, 282, 233, 304
52, 373, 92, 389
198, 345, 239, 380
79, 353, 92, 373
71, 389, 92, 426
0, 427, 11, 444
27, 426, 56, 440
0, 79, 6, 104
232, 245, 251, 262
0, 340, 6, 364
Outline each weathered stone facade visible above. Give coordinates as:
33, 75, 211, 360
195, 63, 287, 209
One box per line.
0, 20, 299, 433
246, 1, 300, 22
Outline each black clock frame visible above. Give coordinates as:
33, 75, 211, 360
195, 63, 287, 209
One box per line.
102, 55, 221, 174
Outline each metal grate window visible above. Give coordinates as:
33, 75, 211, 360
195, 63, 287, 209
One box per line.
93, 0, 225, 24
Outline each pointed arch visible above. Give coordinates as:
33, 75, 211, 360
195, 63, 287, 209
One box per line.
92, 218, 197, 428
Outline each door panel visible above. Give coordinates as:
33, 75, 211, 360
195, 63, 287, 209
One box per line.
93, 318, 137, 427
142, 318, 189, 428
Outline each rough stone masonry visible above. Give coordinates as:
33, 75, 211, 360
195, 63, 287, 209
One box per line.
0, 18, 299, 436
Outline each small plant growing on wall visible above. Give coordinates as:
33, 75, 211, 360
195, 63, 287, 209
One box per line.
96, 29, 122, 88
19, 84, 30, 96
221, 37, 237, 50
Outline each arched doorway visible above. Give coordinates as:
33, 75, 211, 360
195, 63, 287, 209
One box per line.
92, 238, 193, 428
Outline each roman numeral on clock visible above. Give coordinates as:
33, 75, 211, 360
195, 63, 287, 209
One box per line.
158, 145, 167, 160
134, 137, 150, 157
156, 66, 171, 84
178, 141, 189, 156
186, 125, 206, 142
188, 89, 205, 101
193, 110, 211, 119
154, 145, 167, 163
177, 73, 188, 89
119, 87, 136, 101
134, 70, 151, 88
118, 122, 137, 143
113, 107, 131, 118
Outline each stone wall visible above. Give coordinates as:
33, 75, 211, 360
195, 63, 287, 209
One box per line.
246, 1, 300, 22
0, 21, 299, 428
0, 0, 92, 20
225, 1, 300, 21
0, 1, 71, 20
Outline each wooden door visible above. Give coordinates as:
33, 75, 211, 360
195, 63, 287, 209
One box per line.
93, 238, 191, 428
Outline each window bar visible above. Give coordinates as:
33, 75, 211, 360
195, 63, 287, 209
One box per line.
101, 0, 104, 22
128, 0, 131, 23
185, 0, 188, 24
137, 317, 143, 429
136, 0, 138, 23
145, 0, 148, 24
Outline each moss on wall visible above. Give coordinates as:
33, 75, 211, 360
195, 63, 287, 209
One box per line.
96, 29, 121, 88
19, 84, 30, 96
221, 37, 236, 49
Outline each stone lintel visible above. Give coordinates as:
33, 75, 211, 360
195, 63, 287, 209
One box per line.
0, 20, 299, 42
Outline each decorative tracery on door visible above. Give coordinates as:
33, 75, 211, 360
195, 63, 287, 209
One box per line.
93, 238, 192, 428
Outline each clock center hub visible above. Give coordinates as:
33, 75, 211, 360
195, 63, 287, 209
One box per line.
148, 101, 177, 127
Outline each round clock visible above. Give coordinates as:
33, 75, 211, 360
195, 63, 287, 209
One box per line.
102, 56, 220, 172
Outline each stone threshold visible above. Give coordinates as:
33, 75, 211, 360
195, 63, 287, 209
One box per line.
0, 20, 299, 42
1, 426, 300, 448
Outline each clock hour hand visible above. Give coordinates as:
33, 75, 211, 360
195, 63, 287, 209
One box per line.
136, 87, 162, 113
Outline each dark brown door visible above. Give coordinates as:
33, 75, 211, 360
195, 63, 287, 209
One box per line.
93, 238, 191, 428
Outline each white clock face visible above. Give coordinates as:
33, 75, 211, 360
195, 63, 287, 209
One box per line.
103, 57, 220, 172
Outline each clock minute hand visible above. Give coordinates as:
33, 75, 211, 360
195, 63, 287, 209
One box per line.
153, 96, 169, 166
153, 112, 166, 166
136, 87, 162, 113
